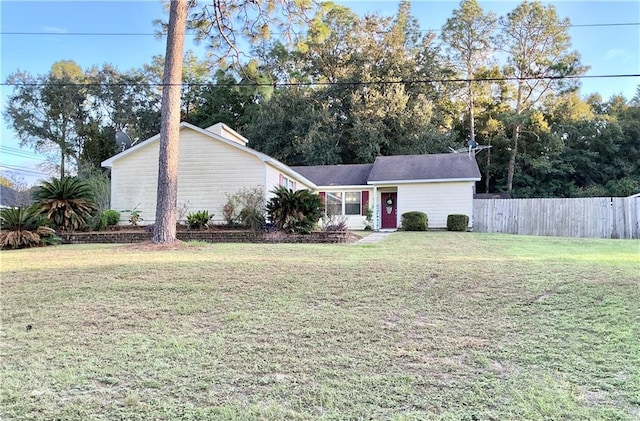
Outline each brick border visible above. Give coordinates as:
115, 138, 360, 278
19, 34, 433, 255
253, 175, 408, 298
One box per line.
59, 230, 358, 244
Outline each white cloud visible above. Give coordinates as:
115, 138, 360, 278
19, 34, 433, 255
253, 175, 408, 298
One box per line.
602, 48, 632, 62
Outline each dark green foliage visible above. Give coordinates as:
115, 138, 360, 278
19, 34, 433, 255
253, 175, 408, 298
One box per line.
102, 210, 121, 226
93, 209, 121, 231
401, 211, 428, 231
239, 208, 265, 231
0, 206, 58, 249
32, 177, 97, 232
186, 210, 213, 230
223, 186, 266, 229
266, 186, 323, 234
447, 214, 470, 231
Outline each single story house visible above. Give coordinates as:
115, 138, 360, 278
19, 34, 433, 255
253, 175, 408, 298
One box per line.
102, 122, 481, 230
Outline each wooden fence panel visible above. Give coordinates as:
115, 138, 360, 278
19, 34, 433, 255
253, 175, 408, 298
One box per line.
473, 197, 639, 239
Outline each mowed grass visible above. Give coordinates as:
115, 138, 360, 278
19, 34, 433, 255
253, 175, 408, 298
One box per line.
1, 233, 639, 420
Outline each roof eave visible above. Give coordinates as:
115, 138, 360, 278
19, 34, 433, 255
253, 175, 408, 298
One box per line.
367, 177, 481, 185
314, 184, 370, 189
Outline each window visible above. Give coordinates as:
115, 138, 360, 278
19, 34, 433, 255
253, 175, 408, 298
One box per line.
326, 192, 342, 216
279, 174, 296, 190
323, 191, 362, 216
345, 192, 361, 215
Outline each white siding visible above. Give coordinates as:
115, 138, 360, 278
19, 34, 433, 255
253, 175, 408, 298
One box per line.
397, 182, 474, 229
110, 140, 160, 224
265, 165, 314, 198
110, 127, 264, 224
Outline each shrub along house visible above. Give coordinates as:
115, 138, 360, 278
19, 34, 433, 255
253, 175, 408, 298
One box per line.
102, 122, 481, 230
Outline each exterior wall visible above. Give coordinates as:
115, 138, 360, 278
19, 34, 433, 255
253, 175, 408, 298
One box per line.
265, 165, 314, 198
397, 181, 475, 229
110, 138, 161, 225
316, 187, 373, 230
110, 128, 265, 225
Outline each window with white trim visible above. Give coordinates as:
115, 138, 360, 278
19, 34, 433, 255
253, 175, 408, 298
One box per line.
279, 174, 296, 190
324, 191, 361, 216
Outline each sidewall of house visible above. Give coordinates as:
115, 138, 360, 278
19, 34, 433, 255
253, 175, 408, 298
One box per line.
397, 182, 474, 229
110, 140, 160, 225
111, 128, 265, 225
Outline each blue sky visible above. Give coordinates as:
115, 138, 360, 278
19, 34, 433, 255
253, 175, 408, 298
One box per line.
1, 0, 639, 185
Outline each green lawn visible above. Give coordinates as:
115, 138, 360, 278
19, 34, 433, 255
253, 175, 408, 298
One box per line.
1, 233, 639, 420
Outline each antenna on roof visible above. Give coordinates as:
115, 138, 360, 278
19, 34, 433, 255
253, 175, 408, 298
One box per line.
450, 136, 491, 157
115, 131, 133, 152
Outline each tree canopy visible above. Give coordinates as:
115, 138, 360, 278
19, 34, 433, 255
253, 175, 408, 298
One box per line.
3, 0, 639, 199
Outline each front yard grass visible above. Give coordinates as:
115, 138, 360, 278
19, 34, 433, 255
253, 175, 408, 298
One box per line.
1, 233, 639, 420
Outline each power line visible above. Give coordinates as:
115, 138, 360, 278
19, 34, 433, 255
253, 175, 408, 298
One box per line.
0, 146, 47, 159
1, 22, 638, 36
1, 73, 638, 88
0, 164, 48, 177
0, 151, 48, 162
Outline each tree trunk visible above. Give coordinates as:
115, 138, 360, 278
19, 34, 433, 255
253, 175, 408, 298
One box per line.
153, 0, 187, 244
507, 81, 524, 194
485, 139, 491, 193
60, 148, 65, 179
468, 80, 475, 144
506, 125, 520, 193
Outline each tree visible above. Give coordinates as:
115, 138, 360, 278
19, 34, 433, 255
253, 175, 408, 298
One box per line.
441, 0, 497, 145
32, 177, 96, 232
4, 61, 86, 178
150, 0, 330, 243
497, 0, 588, 193
153, 0, 188, 244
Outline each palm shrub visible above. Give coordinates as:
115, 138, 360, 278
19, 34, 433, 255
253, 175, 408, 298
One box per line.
186, 210, 213, 230
0, 206, 58, 250
266, 186, 323, 234
32, 177, 97, 232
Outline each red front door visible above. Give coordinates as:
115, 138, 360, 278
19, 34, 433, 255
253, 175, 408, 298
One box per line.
381, 192, 397, 229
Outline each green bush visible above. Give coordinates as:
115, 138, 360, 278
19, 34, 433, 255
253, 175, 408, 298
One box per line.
224, 186, 265, 227
186, 210, 213, 230
92, 209, 121, 231
401, 211, 428, 231
239, 207, 265, 231
103, 209, 121, 226
447, 214, 469, 231
266, 186, 323, 234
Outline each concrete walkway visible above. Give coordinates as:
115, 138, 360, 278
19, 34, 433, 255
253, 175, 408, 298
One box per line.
354, 231, 394, 245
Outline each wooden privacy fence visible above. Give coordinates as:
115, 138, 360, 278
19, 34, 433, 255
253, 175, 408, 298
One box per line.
473, 196, 640, 239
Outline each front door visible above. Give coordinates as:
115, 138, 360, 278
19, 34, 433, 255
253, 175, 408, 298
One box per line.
380, 192, 397, 229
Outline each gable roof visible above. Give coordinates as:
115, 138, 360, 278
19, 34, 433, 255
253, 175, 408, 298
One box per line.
290, 153, 480, 186
101, 122, 317, 188
0, 185, 17, 207
367, 153, 481, 183
290, 164, 374, 186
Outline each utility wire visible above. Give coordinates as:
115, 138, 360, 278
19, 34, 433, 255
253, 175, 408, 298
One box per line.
0, 164, 48, 176
1, 22, 638, 36
0, 151, 48, 161
0, 146, 47, 158
1, 73, 639, 88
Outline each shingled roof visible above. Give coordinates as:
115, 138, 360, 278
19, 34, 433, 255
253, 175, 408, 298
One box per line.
367, 153, 481, 183
291, 153, 480, 186
290, 164, 374, 186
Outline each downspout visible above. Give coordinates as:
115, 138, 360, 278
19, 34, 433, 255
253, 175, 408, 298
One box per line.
263, 164, 268, 207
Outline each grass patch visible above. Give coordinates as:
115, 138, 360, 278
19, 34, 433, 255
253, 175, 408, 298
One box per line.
1, 232, 639, 419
